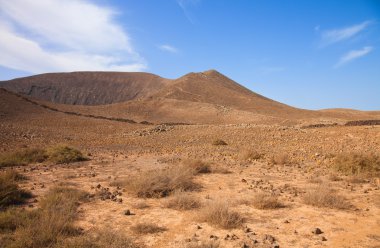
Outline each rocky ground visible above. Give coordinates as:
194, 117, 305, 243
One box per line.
2, 119, 380, 247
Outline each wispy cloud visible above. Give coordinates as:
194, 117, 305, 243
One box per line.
320, 20, 372, 46
176, 0, 200, 24
158, 44, 179, 53
0, 0, 146, 74
335, 46, 373, 68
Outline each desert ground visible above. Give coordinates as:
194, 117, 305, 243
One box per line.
0, 72, 379, 248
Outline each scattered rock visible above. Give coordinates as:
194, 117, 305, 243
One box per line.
312, 228, 323, 235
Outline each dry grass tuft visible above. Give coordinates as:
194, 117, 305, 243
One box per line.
0, 148, 47, 167
0, 146, 87, 168
47, 145, 87, 164
57, 229, 138, 248
241, 150, 263, 161
130, 222, 167, 234
164, 190, 201, 210
183, 160, 211, 174
0, 170, 31, 209
2, 186, 88, 248
252, 193, 284, 209
270, 153, 290, 165
212, 139, 227, 146
124, 165, 200, 198
333, 153, 380, 177
303, 184, 351, 209
199, 200, 244, 229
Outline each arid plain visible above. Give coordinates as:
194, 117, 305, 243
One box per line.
0, 71, 379, 248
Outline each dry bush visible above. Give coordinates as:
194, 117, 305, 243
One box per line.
57, 229, 138, 248
185, 240, 220, 248
164, 190, 201, 210
130, 222, 166, 234
270, 153, 290, 165
333, 153, 380, 177
0, 148, 47, 167
124, 165, 200, 198
212, 139, 227, 146
47, 145, 87, 164
0, 171, 31, 209
183, 160, 211, 174
0, 146, 88, 168
241, 150, 263, 161
7, 186, 88, 248
199, 200, 243, 229
303, 184, 351, 209
252, 193, 284, 209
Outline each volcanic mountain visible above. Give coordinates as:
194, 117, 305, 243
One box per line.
1, 70, 379, 125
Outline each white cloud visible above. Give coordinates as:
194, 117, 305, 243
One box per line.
176, 0, 200, 24
158, 44, 178, 53
321, 21, 371, 46
335, 46, 373, 68
0, 0, 146, 74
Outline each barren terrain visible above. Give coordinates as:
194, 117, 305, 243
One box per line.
0, 72, 379, 248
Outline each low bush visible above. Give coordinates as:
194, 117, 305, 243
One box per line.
199, 200, 243, 229
303, 184, 351, 209
3, 186, 88, 248
0, 171, 31, 209
47, 145, 87, 164
270, 153, 290, 165
164, 190, 201, 210
333, 153, 380, 177
183, 160, 211, 174
124, 165, 200, 198
241, 150, 263, 161
252, 193, 284, 209
0, 148, 47, 167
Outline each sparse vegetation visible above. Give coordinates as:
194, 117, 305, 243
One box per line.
199, 200, 243, 229
164, 190, 201, 210
47, 145, 87, 164
212, 139, 227, 146
0, 170, 31, 209
303, 184, 351, 209
241, 149, 263, 161
0, 146, 87, 168
252, 193, 284, 209
57, 229, 138, 248
0, 186, 88, 248
130, 222, 167, 234
333, 153, 380, 177
0, 148, 47, 167
270, 153, 290, 165
183, 159, 211, 174
124, 165, 200, 198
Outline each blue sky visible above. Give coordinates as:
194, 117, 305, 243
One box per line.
0, 0, 379, 110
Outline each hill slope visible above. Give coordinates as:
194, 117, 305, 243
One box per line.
1, 70, 379, 125
0, 72, 169, 105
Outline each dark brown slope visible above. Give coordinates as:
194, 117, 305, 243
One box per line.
0, 71, 169, 105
